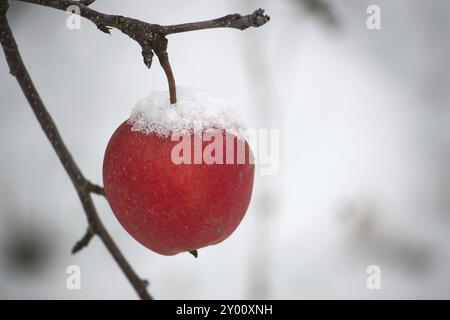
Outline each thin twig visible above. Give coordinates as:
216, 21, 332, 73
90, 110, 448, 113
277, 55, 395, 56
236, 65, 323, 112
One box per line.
86, 181, 105, 196
160, 9, 270, 34
0, 6, 151, 300
71, 226, 95, 254
16, 0, 269, 68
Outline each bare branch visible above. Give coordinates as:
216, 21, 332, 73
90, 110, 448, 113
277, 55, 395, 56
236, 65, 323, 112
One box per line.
14, 0, 269, 104
0, 9, 152, 300
16, 0, 163, 68
86, 181, 105, 196
72, 226, 95, 254
160, 9, 270, 34
15, 1, 269, 67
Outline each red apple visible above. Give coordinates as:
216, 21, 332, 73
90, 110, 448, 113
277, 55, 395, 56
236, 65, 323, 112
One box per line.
103, 121, 254, 255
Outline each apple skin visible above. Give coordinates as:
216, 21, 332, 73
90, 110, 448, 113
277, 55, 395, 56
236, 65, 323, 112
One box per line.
103, 121, 255, 255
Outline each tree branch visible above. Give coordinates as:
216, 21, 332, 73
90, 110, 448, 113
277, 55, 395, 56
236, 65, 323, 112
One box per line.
15, 0, 269, 103
1, 0, 269, 299
0, 6, 151, 300
160, 9, 270, 34
16, 0, 269, 66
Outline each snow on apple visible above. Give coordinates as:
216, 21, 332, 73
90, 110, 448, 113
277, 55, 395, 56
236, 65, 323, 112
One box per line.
103, 87, 255, 255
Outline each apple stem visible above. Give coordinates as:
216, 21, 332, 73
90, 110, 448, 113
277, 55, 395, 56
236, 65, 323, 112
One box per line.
156, 49, 177, 105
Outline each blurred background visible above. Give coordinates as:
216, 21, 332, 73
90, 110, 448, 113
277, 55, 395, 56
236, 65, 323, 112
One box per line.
1, 0, 450, 299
